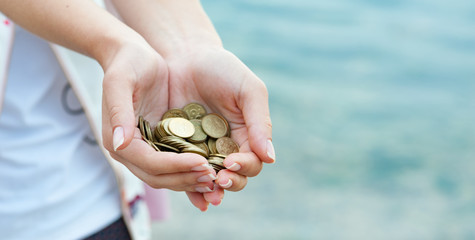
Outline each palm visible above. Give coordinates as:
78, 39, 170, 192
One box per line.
103, 46, 267, 211
166, 49, 263, 206
167, 50, 250, 150
128, 53, 169, 125
102, 44, 169, 146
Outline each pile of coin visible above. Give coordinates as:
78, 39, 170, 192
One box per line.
138, 103, 240, 173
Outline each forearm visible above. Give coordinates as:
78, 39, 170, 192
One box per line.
0, 0, 145, 68
110, 0, 222, 58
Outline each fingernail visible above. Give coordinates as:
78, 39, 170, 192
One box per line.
225, 162, 241, 171
219, 179, 233, 189
195, 186, 213, 193
266, 139, 276, 163
113, 126, 125, 151
200, 203, 209, 212
210, 198, 222, 206
191, 163, 213, 172
197, 173, 216, 183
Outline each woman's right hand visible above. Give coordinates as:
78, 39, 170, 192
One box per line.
100, 38, 217, 195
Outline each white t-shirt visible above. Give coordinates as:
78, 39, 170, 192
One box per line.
0, 26, 121, 239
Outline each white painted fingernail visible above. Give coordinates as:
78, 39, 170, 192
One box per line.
197, 173, 216, 183
267, 139, 275, 163
226, 162, 241, 171
195, 186, 213, 193
219, 179, 233, 189
191, 163, 213, 172
113, 126, 125, 151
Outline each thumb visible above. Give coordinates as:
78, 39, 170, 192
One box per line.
241, 78, 275, 164
102, 75, 136, 152
186, 192, 209, 212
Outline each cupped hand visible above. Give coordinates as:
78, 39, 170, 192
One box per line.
101, 40, 218, 204
165, 47, 275, 209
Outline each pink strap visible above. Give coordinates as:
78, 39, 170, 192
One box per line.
143, 184, 170, 221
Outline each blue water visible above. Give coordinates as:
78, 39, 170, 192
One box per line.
153, 1, 475, 239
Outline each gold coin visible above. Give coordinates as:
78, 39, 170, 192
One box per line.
160, 136, 207, 157
201, 113, 229, 138
168, 118, 195, 138
209, 153, 227, 159
145, 120, 154, 141
160, 136, 191, 150
151, 144, 160, 152
144, 138, 160, 151
162, 118, 173, 136
139, 103, 237, 168
157, 121, 167, 138
208, 138, 217, 154
162, 108, 188, 120
208, 164, 224, 171
154, 121, 163, 140
210, 163, 225, 170
153, 142, 180, 152
182, 146, 208, 158
183, 103, 207, 119
139, 115, 145, 138
216, 137, 239, 155
207, 157, 224, 167
188, 119, 207, 143
194, 142, 210, 156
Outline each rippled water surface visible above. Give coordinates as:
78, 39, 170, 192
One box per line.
153, 1, 475, 239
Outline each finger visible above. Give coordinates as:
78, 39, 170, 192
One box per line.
192, 182, 216, 193
239, 76, 275, 164
223, 151, 263, 177
203, 184, 224, 206
117, 159, 216, 191
186, 192, 209, 212
111, 135, 210, 175
102, 72, 136, 151
215, 169, 248, 192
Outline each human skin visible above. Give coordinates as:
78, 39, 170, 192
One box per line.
109, 0, 276, 210
0, 0, 217, 206
0, 0, 276, 212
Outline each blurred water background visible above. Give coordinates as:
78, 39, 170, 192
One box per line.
153, 0, 475, 239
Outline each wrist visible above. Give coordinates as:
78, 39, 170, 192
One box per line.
111, 0, 223, 59
91, 25, 149, 70
150, 33, 223, 60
